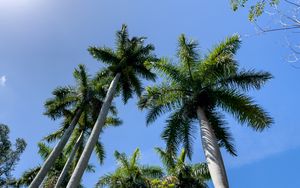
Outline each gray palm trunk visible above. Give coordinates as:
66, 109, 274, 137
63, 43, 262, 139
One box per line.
196, 107, 229, 188
29, 109, 82, 188
66, 73, 121, 188
54, 131, 84, 188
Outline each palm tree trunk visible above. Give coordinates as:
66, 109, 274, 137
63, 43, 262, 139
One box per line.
196, 107, 229, 188
29, 109, 82, 188
54, 131, 84, 188
66, 73, 121, 188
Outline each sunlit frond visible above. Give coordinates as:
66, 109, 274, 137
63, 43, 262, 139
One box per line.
214, 89, 273, 130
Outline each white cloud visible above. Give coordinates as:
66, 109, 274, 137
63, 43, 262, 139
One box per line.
223, 121, 300, 168
0, 75, 6, 86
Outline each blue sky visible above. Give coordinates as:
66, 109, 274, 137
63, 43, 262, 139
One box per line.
0, 0, 300, 187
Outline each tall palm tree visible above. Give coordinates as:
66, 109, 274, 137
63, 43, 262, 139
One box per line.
13, 142, 95, 188
30, 64, 113, 187
154, 148, 210, 188
138, 34, 273, 188
96, 148, 164, 188
67, 24, 157, 187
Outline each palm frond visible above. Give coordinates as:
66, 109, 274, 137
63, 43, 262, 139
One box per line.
140, 165, 164, 179
116, 24, 129, 54
178, 149, 187, 163
104, 117, 122, 127
128, 70, 143, 97
177, 34, 199, 81
139, 84, 184, 125
130, 148, 140, 168
65, 129, 81, 155
206, 110, 237, 156
43, 127, 65, 143
218, 69, 273, 91
86, 164, 96, 173
154, 147, 176, 172
154, 58, 189, 85
44, 88, 78, 120
198, 35, 241, 84
178, 34, 199, 63
206, 35, 241, 63
95, 141, 105, 164
13, 166, 40, 186
88, 47, 118, 65
192, 163, 210, 181
95, 174, 113, 188
214, 89, 273, 130
119, 74, 133, 103
73, 64, 90, 100
37, 142, 52, 160
114, 151, 130, 169
161, 110, 189, 157
180, 119, 195, 159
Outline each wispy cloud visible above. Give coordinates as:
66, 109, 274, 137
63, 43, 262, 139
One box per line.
0, 75, 6, 86
223, 121, 300, 168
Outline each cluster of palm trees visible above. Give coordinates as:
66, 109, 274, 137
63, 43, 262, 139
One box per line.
96, 148, 210, 188
15, 24, 273, 188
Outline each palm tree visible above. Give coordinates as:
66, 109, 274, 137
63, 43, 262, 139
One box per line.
154, 148, 210, 188
67, 24, 157, 187
13, 142, 95, 188
96, 148, 164, 188
138, 34, 273, 188
45, 109, 121, 187
30, 64, 113, 187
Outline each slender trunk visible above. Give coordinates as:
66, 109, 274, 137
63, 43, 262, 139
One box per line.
54, 132, 84, 188
66, 73, 121, 188
196, 107, 229, 188
29, 109, 82, 188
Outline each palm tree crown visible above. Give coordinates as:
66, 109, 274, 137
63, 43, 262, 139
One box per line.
154, 147, 210, 188
96, 148, 164, 188
44, 64, 116, 122
88, 24, 158, 102
139, 34, 273, 158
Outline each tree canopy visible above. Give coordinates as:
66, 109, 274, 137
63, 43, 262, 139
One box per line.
0, 124, 26, 187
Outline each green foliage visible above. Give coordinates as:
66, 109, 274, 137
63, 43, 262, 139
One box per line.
249, 1, 266, 21
88, 24, 158, 103
154, 148, 210, 188
0, 124, 26, 187
45, 105, 121, 167
20, 64, 122, 187
230, 0, 280, 21
13, 142, 92, 187
139, 34, 273, 157
150, 179, 175, 188
44, 64, 117, 122
96, 148, 164, 188
43, 64, 120, 142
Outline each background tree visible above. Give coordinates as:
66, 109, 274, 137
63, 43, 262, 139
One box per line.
67, 24, 158, 187
0, 124, 26, 187
96, 148, 164, 188
139, 34, 273, 188
230, 0, 279, 21
231, 0, 300, 65
154, 148, 210, 188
